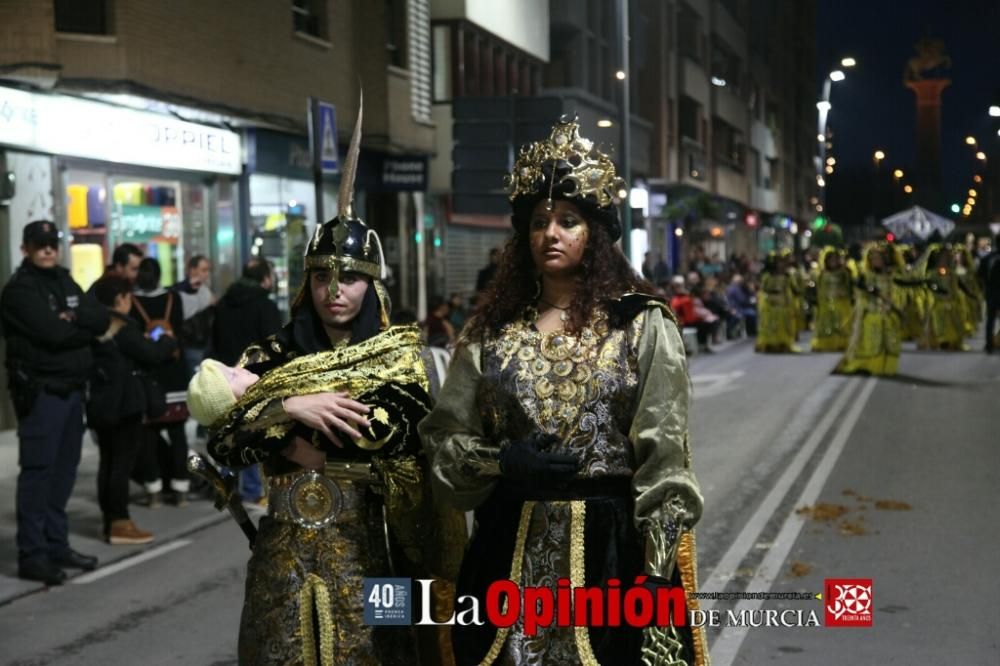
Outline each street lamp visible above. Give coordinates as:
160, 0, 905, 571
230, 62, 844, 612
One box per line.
965, 136, 977, 145
816, 58, 857, 207
969, 189, 977, 197
976, 151, 987, 161
974, 175, 983, 183
874, 150, 885, 164
904, 184, 913, 194
951, 203, 961, 213
990, 105, 1000, 117
893, 168, 904, 179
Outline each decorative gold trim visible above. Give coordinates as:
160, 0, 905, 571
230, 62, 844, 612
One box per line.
570, 500, 600, 666
297, 573, 336, 665
304, 255, 381, 279
480, 501, 535, 666
677, 532, 709, 666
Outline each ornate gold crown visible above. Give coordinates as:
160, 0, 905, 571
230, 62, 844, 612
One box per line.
505, 116, 626, 208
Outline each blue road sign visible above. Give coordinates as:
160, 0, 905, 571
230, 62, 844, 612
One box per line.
315, 100, 338, 174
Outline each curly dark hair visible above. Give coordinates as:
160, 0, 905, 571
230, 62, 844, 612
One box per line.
465, 215, 656, 340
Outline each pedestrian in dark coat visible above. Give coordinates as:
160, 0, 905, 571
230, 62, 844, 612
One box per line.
208, 258, 282, 502
978, 234, 1000, 353
130, 257, 190, 506
1, 221, 109, 585
210, 258, 282, 366
89, 275, 176, 544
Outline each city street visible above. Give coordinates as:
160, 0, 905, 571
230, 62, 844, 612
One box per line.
0, 334, 996, 665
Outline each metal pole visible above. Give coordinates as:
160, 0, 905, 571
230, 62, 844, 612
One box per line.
817, 77, 831, 209
620, 0, 632, 255
619, 0, 632, 260
414, 192, 428, 321
308, 97, 326, 225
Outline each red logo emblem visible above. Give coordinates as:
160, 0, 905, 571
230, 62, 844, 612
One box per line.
824, 579, 873, 627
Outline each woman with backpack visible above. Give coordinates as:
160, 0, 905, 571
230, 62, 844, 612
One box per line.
88, 275, 177, 543
130, 257, 192, 507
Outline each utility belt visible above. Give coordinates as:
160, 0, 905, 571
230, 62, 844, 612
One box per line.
497, 476, 633, 502
268, 461, 379, 529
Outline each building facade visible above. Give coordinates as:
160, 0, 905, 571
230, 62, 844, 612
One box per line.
0, 0, 437, 428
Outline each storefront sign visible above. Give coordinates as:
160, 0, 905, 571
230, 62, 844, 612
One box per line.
118, 205, 181, 241
247, 129, 313, 180
380, 156, 427, 191
0, 86, 242, 174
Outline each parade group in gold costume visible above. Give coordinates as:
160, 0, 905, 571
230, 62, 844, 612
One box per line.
195, 110, 709, 665
755, 241, 984, 377
190, 93, 982, 661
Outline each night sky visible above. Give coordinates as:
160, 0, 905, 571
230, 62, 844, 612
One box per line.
817, 0, 1000, 219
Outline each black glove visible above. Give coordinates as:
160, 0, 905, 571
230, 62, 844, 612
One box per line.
499, 433, 579, 484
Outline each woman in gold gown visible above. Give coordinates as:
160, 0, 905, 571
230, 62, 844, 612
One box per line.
836, 243, 904, 376
919, 244, 968, 351
955, 246, 983, 337
755, 251, 799, 353
420, 117, 708, 666
811, 247, 853, 352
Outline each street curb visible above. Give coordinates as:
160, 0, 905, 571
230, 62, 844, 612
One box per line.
0, 510, 232, 608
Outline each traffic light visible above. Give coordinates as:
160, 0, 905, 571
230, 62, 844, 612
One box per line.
886, 232, 895, 243
813, 215, 827, 230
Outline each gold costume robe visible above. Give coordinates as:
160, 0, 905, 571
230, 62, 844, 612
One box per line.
208, 325, 466, 666
837, 272, 902, 376
756, 273, 798, 353
420, 302, 708, 666
922, 270, 967, 350
811, 269, 853, 352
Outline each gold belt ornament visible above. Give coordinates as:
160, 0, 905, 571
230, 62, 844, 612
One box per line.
268, 463, 377, 528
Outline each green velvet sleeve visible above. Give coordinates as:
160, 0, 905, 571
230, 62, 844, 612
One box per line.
629, 306, 704, 532
418, 342, 501, 510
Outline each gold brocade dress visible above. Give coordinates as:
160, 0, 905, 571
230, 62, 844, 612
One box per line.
922, 270, 967, 350
837, 273, 902, 376
896, 268, 927, 342
755, 273, 798, 353
811, 269, 853, 352
420, 302, 708, 666
209, 326, 466, 666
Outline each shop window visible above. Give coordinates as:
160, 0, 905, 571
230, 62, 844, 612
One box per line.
292, 0, 327, 40
54, 0, 111, 35
62, 169, 193, 292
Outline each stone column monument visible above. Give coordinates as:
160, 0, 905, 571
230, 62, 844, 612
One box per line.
904, 37, 951, 212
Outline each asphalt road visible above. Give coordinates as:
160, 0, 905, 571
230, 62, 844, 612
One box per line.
1, 335, 996, 665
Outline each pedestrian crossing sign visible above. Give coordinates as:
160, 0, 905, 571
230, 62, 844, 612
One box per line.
311, 99, 339, 174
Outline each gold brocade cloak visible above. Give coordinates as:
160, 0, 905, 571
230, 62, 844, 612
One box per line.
209, 325, 430, 465
207, 325, 466, 666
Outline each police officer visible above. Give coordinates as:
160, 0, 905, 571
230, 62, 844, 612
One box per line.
1, 221, 110, 584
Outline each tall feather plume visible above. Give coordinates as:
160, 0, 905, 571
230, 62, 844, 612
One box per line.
338, 91, 363, 219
